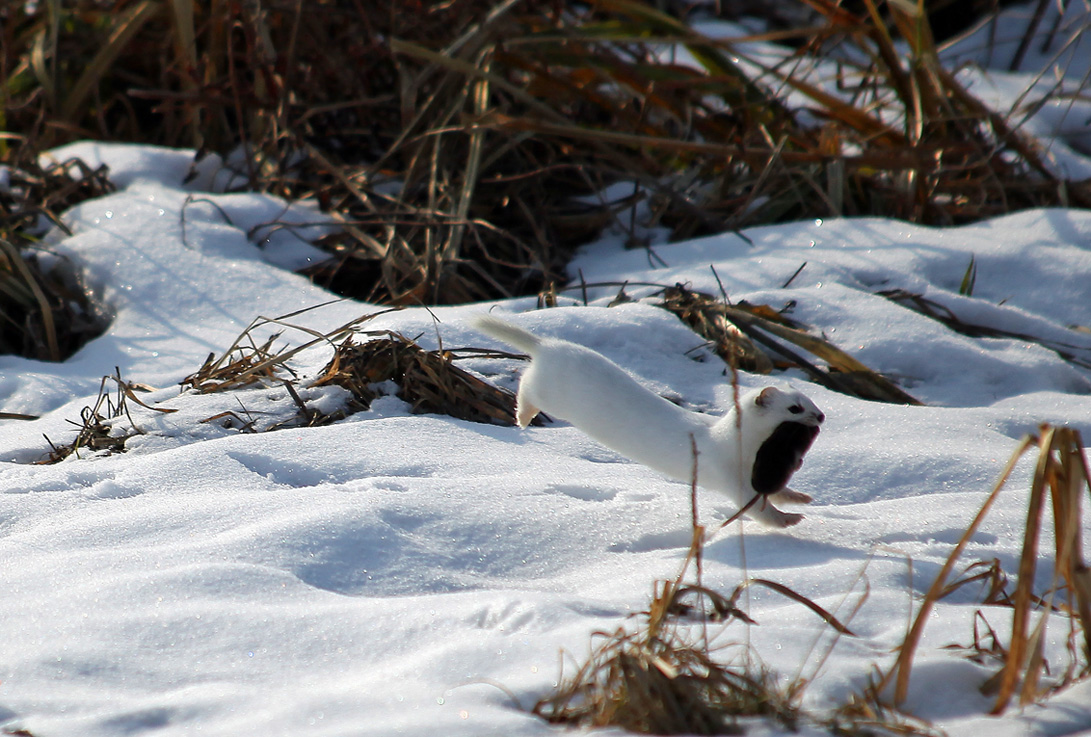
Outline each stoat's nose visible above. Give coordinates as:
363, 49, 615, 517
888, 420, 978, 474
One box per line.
816, 412, 825, 424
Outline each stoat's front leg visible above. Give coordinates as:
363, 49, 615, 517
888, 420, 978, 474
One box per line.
768, 488, 813, 505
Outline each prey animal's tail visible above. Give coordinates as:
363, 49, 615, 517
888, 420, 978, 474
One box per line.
473, 314, 542, 355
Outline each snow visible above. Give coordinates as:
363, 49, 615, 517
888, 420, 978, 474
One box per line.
4, 11, 1091, 737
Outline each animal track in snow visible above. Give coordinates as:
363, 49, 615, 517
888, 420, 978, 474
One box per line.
545, 483, 618, 502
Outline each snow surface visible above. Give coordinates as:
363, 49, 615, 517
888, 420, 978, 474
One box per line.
2, 143, 1088, 737
4, 15, 1091, 737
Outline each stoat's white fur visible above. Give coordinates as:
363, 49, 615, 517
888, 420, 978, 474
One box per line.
474, 314, 825, 528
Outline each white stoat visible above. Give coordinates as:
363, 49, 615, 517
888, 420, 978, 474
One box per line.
474, 314, 825, 528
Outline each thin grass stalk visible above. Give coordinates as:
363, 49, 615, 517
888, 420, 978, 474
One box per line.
168, 0, 197, 76
424, 135, 441, 301
479, 114, 940, 170
61, 1, 163, 123
993, 428, 1091, 711
1049, 433, 1083, 621
381, 36, 570, 169
445, 49, 491, 265
0, 239, 59, 361
1019, 612, 1049, 704
990, 427, 1054, 712
38, 0, 62, 109
936, 64, 1061, 185
1066, 441, 1091, 663
890, 0, 949, 130
736, 134, 789, 220
791, 563, 871, 699
859, 0, 915, 120
1009, 0, 1052, 71
168, 0, 201, 147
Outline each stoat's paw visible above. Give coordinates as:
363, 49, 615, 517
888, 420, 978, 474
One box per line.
777, 511, 804, 528
771, 488, 813, 505
753, 503, 804, 528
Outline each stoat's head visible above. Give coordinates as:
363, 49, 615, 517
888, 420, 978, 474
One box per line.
744, 386, 824, 495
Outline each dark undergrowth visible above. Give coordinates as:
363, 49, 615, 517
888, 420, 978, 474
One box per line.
2, 0, 1089, 358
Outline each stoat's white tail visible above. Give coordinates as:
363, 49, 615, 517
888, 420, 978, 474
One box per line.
473, 314, 542, 355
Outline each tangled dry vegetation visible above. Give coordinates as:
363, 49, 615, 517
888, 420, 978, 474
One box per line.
3, 0, 1091, 364
0, 150, 112, 362
37, 306, 539, 462
884, 426, 1091, 715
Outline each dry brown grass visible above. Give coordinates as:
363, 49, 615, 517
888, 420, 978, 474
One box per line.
35, 305, 543, 461
656, 282, 923, 404
543, 277, 922, 404
532, 440, 861, 734
176, 305, 535, 427
881, 425, 1091, 712
0, 143, 112, 361
532, 529, 803, 733
41, 369, 175, 463
179, 305, 395, 394
534, 422, 1091, 734
3, 1, 1088, 311
313, 331, 538, 426
829, 668, 946, 737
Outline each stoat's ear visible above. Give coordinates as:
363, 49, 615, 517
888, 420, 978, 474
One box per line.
755, 386, 781, 408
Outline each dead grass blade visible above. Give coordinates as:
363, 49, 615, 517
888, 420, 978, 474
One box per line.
939, 559, 1013, 607
198, 409, 257, 434
880, 288, 1091, 371
882, 433, 1033, 704
735, 578, 858, 636
60, 1, 162, 122
1, 724, 39, 737
0, 238, 59, 361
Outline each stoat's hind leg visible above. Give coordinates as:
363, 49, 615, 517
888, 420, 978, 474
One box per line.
515, 400, 540, 428
768, 488, 813, 505
514, 385, 540, 428
749, 500, 804, 528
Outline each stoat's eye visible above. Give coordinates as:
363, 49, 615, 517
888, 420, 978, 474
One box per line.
788, 404, 803, 414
